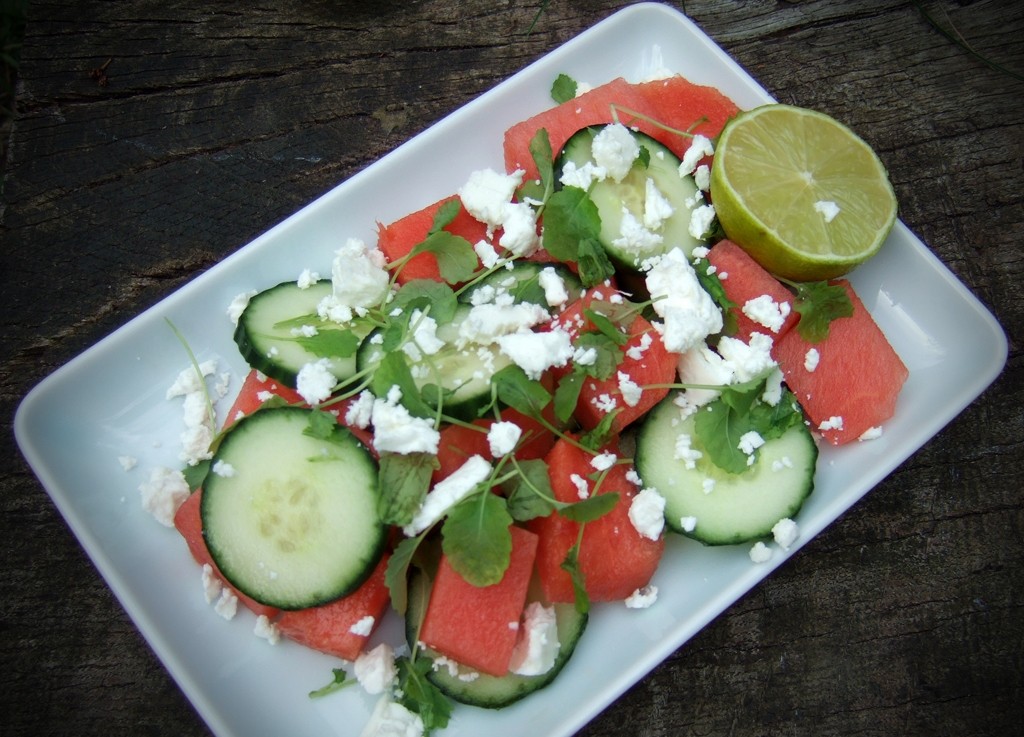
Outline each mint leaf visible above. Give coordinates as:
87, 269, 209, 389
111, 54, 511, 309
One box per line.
385, 535, 421, 616
560, 542, 590, 614
573, 331, 624, 381
582, 307, 630, 346
429, 198, 462, 233
396, 655, 453, 732
542, 186, 602, 263
378, 452, 435, 526
182, 461, 210, 492
792, 280, 853, 342
370, 352, 435, 419
392, 280, 458, 325
692, 400, 750, 474
442, 492, 513, 587
551, 74, 578, 104
413, 230, 478, 285
575, 237, 616, 286
529, 127, 555, 203
579, 410, 619, 451
493, 365, 552, 419
293, 328, 360, 359
553, 371, 585, 424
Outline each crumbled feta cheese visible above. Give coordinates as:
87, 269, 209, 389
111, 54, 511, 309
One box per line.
166, 360, 219, 399
227, 290, 257, 326
645, 248, 723, 354
290, 324, 318, 338
459, 301, 550, 344
762, 367, 785, 406
346, 390, 375, 429
296, 358, 337, 405
139, 467, 189, 527
643, 177, 674, 230
213, 588, 238, 620
371, 390, 440, 456
716, 332, 777, 383
354, 643, 397, 695
403, 455, 491, 536
804, 347, 821, 373
473, 239, 501, 269
402, 309, 445, 362
118, 455, 137, 471
317, 238, 390, 324
624, 584, 659, 609
814, 200, 841, 223
673, 433, 703, 469
297, 268, 321, 289
749, 541, 773, 564
487, 421, 522, 458
359, 696, 424, 737
509, 602, 560, 676
590, 452, 617, 472
459, 168, 523, 231
742, 295, 791, 334
702, 477, 716, 494
679, 134, 715, 176
628, 488, 666, 541
680, 515, 698, 533
626, 332, 653, 361
253, 615, 280, 644
617, 371, 643, 407
212, 459, 236, 478
538, 267, 570, 307
570, 473, 590, 499
688, 203, 717, 240
818, 416, 844, 432
738, 431, 765, 456
676, 343, 734, 410
496, 328, 574, 380
201, 564, 223, 604
573, 345, 598, 366
350, 615, 376, 637
558, 159, 607, 190
613, 207, 663, 255
498, 201, 540, 257
591, 123, 640, 181
859, 426, 884, 441
693, 163, 711, 191
772, 518, 799, 551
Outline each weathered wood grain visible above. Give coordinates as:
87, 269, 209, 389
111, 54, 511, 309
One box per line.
2, 1, 1021, 736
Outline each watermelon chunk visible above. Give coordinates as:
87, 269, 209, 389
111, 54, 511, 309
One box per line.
376, 195, 489, 284
773, 280, 908, 445
633, 76, 740, 156
419, 525, 539, 677
224, 368, 304, 423
706, 240, 798, 342
172, 489, 280, 619
529, 437, 664, 603
276, 554, 391, 661
433, 406, 555, 483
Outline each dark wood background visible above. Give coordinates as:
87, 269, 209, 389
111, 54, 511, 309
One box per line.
2, 1, 1021, 736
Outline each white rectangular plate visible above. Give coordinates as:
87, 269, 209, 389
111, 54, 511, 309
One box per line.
15, 4, 1008, 736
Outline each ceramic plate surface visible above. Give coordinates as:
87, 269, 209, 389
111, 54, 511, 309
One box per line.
15, 4, 1008, 736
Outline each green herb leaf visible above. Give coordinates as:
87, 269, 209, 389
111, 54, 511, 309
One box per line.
559, 491, 619, 523
442, 492, 513, 587
694, 260, 737, 336
550, 73, 578, 104
430, 198, 462, 233
396, 655, 453, 732
560, 542, 590, 614
292, 328, 361, 359
529, 127, 555, 204
370, 352, 435, 420
305, 408, 343, 441
553, 371, 585, 424
579, 410, 619, 451
391, 280, 459, 325
542, 187, 602, 263
573, 331, 624, 381
413, 230, 478, 285
182, 461, 210, 492
385, 535, 421, 616
493, 365, 552, 419
575, 237, 616, 286
308, 668, 354, 699
583, 307, 630, 346
378, 452, 435, 526
792, 280, 853, 343
692, 400, 749, 474
504, 458, 557, 521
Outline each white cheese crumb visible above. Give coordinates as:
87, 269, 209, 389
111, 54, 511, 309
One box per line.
643, 177, 675, 230
474, 239, 501, 269
371, 390, 441, 456
617, 371, 643, 408
818, 415, 844, 432
645, 247, 723, 354
296, 358, 337, 405
317, 238, 390, 324
590, 452, 617, 472
628, 488, 666, 541
570, 473, 590, 500
359, 696, 424, 737
211, 460, 236, 478
749, 541, 773, 564
738, 430, 765, 456
509, 602, 560, 676
591, 123, 640, 182
297, 268, 321, 289
487, 421, 522, 458
354, 643, 397, 695
859, 426, 884, 441
538, 267, 570, 307
496, 328, 574, 380
814, 200, 841, 223
226, 290, 257, 326
349, 615, 376, 637
345, 390, 376, 429
772, 518, 799, 551
742, 295, 791, 334
201, 564, 223, 604
717, 332, 777, 383
558, 159, 607, 190
688, 203, 717, 240
253, 615, 280, 645
459, 168, 523, 231
138, 467, 189, 527
693, 163, 711, 191
624, 584, 659, 609
673, 433, 703, 470
403, 455, 491, 536
679, 134, 715, 176
804, 347, 821, 373
213, 587, 238, 621
680, 515, 698, 533
118, 455, 137, 471
613, 207, 663, 255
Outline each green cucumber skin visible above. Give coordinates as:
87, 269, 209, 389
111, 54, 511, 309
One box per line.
405, 570, 588, 709
201, 406, 386, 610
555, 125, 705, 271
635, 392, 818, 546
234, 280, 369, 390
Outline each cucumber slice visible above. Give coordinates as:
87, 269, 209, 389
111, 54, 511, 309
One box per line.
234, 280, 373, 389
405, 569, 588, 709
555, 125, 706, 270
461, 261, 583, 313
356, 303, 515, 421
201, 406, 385, 610
635, 392, 817, 545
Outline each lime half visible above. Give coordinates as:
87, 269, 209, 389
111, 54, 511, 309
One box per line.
710, 104, 897, 281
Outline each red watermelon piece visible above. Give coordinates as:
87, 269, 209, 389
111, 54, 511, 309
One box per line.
376, 195, 489, 284
172, 489, 280, 619
276, 554, 391, 661
633, 76, 740, 157
529, 437, 664, 603
504, 78, 648, 182
225, 368, 304, 424
773, 280, 908, 445
706, 239, 798, 342
433, 406, 555, 483
419, 525, 539, 677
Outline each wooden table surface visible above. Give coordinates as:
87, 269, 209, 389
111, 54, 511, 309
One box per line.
3, 2, 1022, 736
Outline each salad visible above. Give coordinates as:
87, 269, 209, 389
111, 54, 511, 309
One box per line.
137, 67, 907, 737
